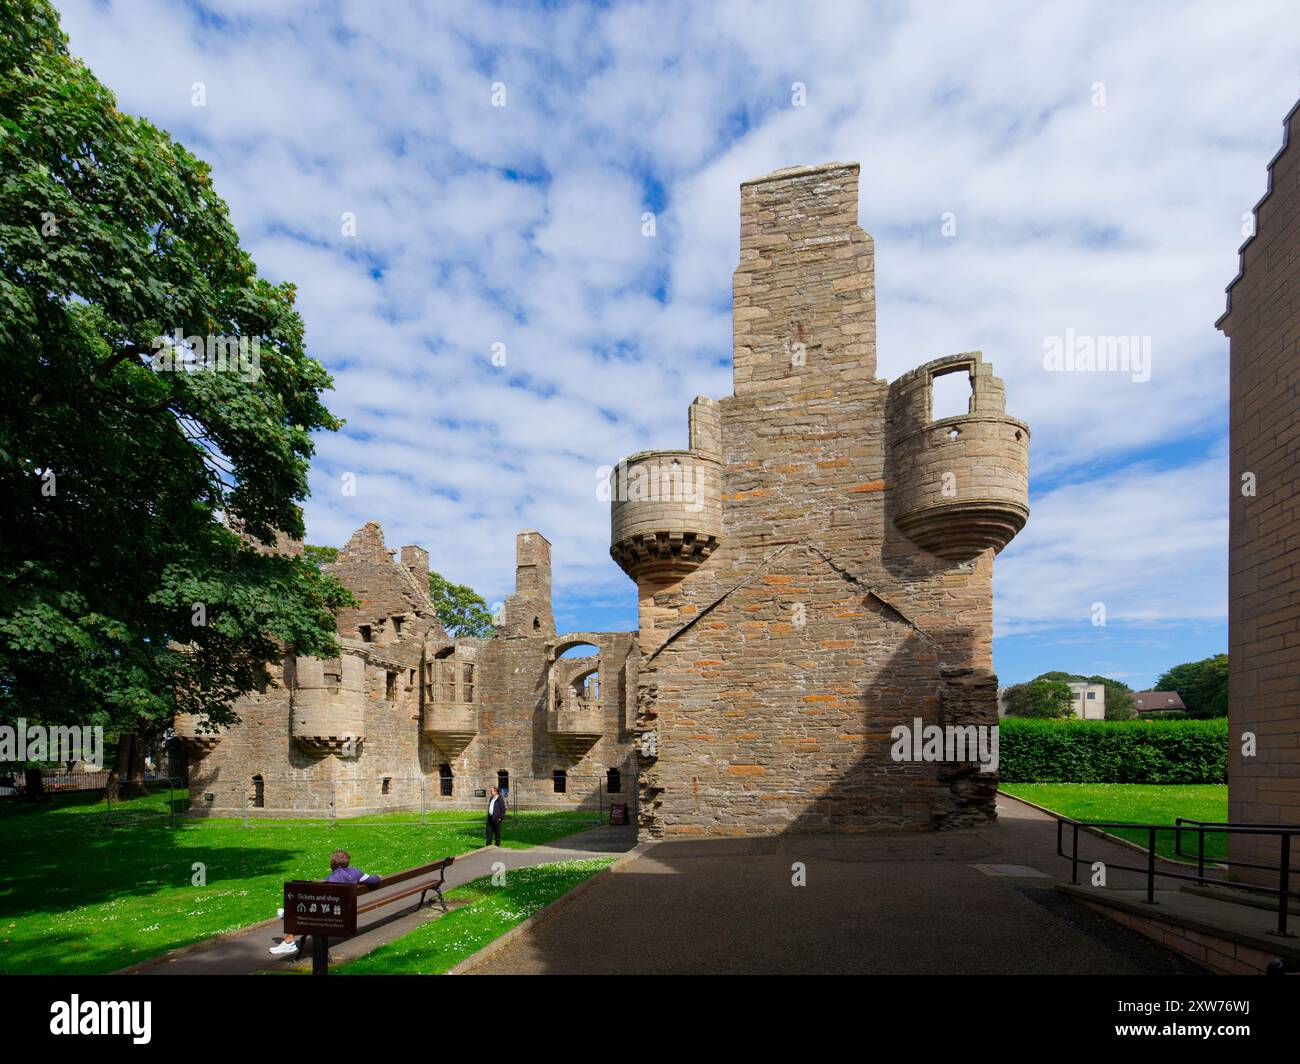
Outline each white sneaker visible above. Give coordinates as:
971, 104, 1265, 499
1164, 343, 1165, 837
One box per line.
277, 908, 284, 919
269, 940, 299, 956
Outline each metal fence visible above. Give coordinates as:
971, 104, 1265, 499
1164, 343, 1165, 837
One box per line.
185, 773, 636, 829
105, 776, 187, 827
1056, 815, 1300, 937
0, 769, 112, 798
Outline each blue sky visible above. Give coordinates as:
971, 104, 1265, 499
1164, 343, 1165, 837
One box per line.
59, 0, 1298, 688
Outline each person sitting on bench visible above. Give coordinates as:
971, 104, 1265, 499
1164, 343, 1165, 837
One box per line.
270, 849, 381, 957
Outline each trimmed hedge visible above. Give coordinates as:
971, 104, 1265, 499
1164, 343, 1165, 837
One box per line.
998, 717, 1227, 783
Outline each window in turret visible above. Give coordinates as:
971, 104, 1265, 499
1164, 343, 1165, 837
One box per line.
930, 365, 973, 421
358, 624, 372, 643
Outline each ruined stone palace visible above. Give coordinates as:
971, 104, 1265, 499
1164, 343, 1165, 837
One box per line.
176, 161, 1030, 837
176, 523, 638, 816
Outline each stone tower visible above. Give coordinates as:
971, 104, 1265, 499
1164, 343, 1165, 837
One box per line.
610, 162, 1029, 838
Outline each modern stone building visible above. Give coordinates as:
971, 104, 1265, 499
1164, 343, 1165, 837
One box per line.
177, 161, 1029, 836
612, 162, 1029, 837
1219, 99, 1300, 881
175, 523, 638, 817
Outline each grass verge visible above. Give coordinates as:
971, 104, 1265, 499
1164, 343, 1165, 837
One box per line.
0, 790, 596, 974
1000, 783, 1229, 861
337, 858, 616, 975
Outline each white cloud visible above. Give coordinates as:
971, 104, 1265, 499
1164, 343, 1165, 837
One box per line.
55, 0, 1294, 632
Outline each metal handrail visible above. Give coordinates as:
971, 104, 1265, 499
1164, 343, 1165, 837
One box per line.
1054, 816, 1298, 936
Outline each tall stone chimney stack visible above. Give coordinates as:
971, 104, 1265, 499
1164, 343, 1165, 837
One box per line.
732, 162, 876, 394
512, 529, 554, 636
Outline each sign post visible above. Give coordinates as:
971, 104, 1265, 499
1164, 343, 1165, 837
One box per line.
283, 881, 360, 975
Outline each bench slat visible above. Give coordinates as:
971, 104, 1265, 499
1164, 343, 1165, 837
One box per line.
354, 856, 454, 917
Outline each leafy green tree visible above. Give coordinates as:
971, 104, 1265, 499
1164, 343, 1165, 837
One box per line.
1155, 654, 1229, 717
0, 1, 353, 795
428, 571, 496, 638
1190, 655, 1229, 717
302, 545, 339, 568
1002, 679, 1075, 719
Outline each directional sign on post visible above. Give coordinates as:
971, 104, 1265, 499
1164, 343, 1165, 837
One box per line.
283, 881, 359, 937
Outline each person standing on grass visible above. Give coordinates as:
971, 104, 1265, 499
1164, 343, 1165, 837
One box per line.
486, 785, 506, 847
270, 849, 381, 957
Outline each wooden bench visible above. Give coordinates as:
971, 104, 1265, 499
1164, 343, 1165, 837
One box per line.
286, 856, 455, 974
355, 856, 455, 917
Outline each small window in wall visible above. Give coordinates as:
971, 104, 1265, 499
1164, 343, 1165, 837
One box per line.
392, 615, 403, 636
607, 768, 622, 794
1086, 691, 1096, 699
358, 624, 372, 643
930, 367, 973, 422
386, 670, 397, 700
439, 763, 453, 797
463, 662, 475, 703
382, 777, 391, 795
252, 775, 265, 809
533, 616, 540, 630
553, 769, 567, 794
497, 769, 509, 797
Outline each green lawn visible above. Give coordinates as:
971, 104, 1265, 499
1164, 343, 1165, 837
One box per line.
1000, 783, 1229, 861
336, 858, 615, 975
0, 790, 595, 974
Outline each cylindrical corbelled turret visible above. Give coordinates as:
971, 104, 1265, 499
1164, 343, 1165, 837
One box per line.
172, 713, 223, 755
290, 653, 367, 754
888, 353, 1029, 561
610, 399, 724, 650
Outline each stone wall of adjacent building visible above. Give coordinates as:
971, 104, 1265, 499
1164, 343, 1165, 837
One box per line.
1220, 99, 1300, 882
618, 162, 1027, 838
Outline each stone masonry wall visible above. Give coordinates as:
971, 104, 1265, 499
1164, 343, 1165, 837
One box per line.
183, 526, 637, 818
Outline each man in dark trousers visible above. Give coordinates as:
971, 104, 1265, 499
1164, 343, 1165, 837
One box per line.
485, 785, 505, 846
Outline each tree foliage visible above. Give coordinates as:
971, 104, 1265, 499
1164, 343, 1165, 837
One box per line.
0, 0, 352, 745
1001, 678, 1075, 719
1156, 654, 1229, 718
427, 571, 496, 638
